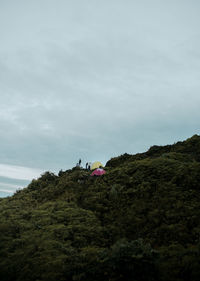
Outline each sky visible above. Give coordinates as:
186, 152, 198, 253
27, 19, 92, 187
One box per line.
0, 0, 200, 196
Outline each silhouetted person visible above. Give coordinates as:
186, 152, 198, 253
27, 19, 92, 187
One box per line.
86, 162, 88, 169
79, 159, 81, 166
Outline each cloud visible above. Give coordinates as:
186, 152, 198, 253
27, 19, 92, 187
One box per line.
0, 164, 42, 180
0, 183, 22, 194
0, 0, 199, 182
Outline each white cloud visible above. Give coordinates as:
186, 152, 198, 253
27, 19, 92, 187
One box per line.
0, 189, 13, 194
0, 164, 42, 180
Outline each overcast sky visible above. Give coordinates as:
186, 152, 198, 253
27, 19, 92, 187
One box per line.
0, 0, 200, 196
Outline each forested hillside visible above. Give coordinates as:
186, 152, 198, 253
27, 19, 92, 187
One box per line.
0, 135, 200, 281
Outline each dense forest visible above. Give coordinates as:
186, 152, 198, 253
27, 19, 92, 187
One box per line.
0, 135, 200, 281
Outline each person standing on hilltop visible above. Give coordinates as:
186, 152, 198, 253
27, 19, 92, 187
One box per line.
79, 159, 81, 166
86, 162, 88, 169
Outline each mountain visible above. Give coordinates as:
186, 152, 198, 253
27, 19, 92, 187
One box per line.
0, 135, 200, 281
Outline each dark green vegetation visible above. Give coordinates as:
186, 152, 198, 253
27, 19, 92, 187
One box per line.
1, 135, 200, 281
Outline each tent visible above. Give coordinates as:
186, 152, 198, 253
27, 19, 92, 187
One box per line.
91, 161, 103, 170
91, 168, 106, 176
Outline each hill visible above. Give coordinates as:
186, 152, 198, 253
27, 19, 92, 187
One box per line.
0, 135, 200, 281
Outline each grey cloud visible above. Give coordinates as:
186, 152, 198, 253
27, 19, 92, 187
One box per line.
0, 0, 200, 188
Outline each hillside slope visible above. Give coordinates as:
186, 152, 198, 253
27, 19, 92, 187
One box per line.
0, 135, 200, 281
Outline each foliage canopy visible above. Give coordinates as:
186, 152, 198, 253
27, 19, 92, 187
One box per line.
0, 135, 200, 280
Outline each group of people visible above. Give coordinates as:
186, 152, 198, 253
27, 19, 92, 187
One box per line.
85, 162, 91, 170
76, 159, 91, 170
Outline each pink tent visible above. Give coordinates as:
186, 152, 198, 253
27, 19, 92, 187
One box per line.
90, 168, 106, 176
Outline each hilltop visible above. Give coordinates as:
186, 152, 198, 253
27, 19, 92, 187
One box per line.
0, 135, 200, 281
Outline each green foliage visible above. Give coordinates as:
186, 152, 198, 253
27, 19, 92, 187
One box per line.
104, 239, 158, 281
0, 135, 200, 280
